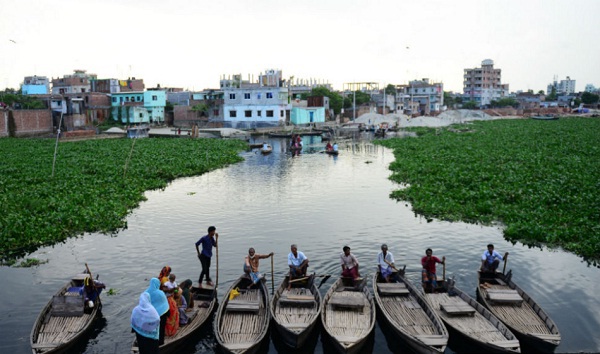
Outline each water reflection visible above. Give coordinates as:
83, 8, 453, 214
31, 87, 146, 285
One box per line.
1, 139, 599, 354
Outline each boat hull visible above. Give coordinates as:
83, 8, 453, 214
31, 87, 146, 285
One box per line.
476, 270, 560, 353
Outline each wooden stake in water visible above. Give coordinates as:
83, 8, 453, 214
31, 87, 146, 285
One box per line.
51, 112, 64, 178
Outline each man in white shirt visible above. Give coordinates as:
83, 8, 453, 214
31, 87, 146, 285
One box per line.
377, 244, 396, 282
480, 244, 508, 273
287, 244, 309, 289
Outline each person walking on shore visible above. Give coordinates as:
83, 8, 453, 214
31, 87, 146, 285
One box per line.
195, 226, 218, 287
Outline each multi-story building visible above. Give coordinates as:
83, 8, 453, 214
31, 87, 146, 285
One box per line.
51, 70, 96, 94
463, 59, 509, 107
90, 78, 145, 93
21, 75, 50, 95
169, 89, 224, 127
547, 76, 576, 95
221, 69, 290, 128
110, 90, 166, 124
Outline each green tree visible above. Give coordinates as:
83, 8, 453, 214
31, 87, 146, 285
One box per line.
490, 98, 518, 108
443, 92, 455, 107
462, 101, 478, 109
547, 87, 557, 101
581, 92, 599, 104
302, 86, 345, 115
538, 90, 545, 95
385, 84, 396, 95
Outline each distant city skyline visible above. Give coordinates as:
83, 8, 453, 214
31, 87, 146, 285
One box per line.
1, 0, 599, 93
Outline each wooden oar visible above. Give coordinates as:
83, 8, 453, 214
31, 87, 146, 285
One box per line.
442, 256, 446, 282
384, 259, 399, 272
317, 275, 332, 289
271, 253, 274, 295
84, 263, 102, 306
502, 252, 509, 274
289, 274, 331, 283
215, 237, 219, 290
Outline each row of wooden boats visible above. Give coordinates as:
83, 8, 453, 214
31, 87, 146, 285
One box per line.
31, 266, 561, 354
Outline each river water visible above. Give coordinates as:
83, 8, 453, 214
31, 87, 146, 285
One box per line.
1, 136, 599, 354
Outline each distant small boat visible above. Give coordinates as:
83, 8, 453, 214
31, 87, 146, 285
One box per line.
31, 270, 102, 354
260, 144, 272, 155
477, 270, 560, 353
127, 126, 150, 138
531, 115, 558, 120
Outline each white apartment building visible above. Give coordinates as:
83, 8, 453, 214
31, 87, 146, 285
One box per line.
463, 59, 509, 106
547, 76, 576, 95
221, 69, 290, 128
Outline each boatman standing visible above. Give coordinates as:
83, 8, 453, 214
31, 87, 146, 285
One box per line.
195, 226, 218, 287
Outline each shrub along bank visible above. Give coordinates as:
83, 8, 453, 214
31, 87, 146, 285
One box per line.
0, 138, 247, 263
378, 117, 600, 265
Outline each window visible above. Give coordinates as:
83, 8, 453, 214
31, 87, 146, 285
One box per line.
229, 93, 236, 99
152, 95, 157, 101
257, 93, 261, 99
120, 97, 124, 103
257, 110, 261, 117
244, 93, 250, 99
280, 110, 284, 117
266, 110, 274, 117
213, 109, 219, 116
266, 92, 273, 99
230, 110, 237, 118
245, 110, 252, 117
139, 113, 143, 118
112, 97, 117, 103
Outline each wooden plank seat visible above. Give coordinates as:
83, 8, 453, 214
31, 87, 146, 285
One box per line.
415, 335, 447, 346
51, 295, 84, 317
226, 300, 260, 312
440, 301, 476, 316
335, 335, 361, 343
283, 322, 309, 329
486, 289, 523, 305
329, 295, 364, 309
491, 340, 521, 348
377, 282, 409, 296
279, 295, 315, 307
31, 343, 60, 349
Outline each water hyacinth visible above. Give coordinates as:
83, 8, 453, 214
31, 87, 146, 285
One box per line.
378, 117, 600, 265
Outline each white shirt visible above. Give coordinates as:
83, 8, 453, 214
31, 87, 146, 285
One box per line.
377, 251, 394, 270
340, 252, 359, 269
288, 251, 307, 267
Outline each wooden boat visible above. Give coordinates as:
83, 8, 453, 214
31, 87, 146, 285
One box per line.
270, 275, 322, 348
531, 115, 558, 120
260, 144, 272, 155
131, 284, 217, 353
373, 272, 448, 354
321, 277, 375, 354
424, 278, 520, 353
477, 270, 560, 353
214, 275, 270, 354
31, 271, 102, 354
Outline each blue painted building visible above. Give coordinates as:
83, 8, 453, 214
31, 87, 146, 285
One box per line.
21, 76, 50, 95
110, 90, 166, 123
290, 106, 325, 125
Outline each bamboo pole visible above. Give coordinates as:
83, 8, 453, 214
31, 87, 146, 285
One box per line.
216, 237, 219, 289
271, 254, 274, 295
85, 263, 102, 306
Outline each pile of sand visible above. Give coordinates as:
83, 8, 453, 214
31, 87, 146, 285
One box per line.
355, 109, 498, 128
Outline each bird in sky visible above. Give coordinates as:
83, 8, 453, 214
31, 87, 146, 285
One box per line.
10, 39, 17, 43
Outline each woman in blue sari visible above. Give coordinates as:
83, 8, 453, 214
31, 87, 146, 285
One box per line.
131, 292, 160, 353
145, 278, 169, 345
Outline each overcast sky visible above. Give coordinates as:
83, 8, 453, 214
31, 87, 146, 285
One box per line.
1, 0, 599, 93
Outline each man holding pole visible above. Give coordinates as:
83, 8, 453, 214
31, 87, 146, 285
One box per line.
243, 248, 274, 286
421, 248, 445, 293
195, 226, 218, 287
480, 243, 508, 273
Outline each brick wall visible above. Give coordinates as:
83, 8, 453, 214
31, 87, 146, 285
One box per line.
2, 109, 53, 137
